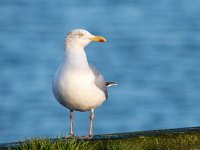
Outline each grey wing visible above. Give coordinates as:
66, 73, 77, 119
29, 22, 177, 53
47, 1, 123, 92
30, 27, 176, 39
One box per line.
89, 64, 108, 99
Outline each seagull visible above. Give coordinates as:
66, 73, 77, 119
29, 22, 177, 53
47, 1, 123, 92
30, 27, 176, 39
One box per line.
52, 29, 117, 138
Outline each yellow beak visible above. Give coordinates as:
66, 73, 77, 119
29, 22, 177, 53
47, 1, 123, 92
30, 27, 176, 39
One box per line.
90, 36, 106, 42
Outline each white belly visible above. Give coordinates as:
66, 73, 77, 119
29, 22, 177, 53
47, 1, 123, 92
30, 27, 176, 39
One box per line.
52, 68, 106, 111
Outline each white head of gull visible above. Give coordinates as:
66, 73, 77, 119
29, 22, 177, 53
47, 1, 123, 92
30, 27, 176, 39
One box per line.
52, 29, 117, 138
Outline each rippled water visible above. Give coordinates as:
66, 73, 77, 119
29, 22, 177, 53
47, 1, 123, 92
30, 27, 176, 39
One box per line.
1, 0, 200, 143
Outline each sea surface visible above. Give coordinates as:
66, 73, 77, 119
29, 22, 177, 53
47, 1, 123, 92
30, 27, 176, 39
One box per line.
1, 0, 200, 143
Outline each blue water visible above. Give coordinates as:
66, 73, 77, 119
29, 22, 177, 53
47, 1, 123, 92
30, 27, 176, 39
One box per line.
1, 0, 200, 143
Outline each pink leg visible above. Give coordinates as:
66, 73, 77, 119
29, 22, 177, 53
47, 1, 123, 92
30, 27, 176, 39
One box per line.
69, 109, 74, 136
89, 109, 94, 137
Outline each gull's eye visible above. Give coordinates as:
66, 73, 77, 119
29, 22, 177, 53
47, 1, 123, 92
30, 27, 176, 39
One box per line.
78, 33, 84, 37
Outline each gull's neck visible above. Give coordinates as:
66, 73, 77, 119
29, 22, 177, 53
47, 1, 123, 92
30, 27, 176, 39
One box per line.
64, 46, 90, 70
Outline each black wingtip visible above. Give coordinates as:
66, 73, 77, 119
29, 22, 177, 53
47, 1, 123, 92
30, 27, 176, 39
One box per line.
106, 82, 117, 87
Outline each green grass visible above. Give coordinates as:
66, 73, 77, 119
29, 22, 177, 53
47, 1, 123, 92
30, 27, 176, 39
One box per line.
8, 133, 200, 150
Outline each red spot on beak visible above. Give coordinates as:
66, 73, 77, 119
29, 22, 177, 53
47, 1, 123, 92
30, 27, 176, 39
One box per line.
99, 39, 105, 42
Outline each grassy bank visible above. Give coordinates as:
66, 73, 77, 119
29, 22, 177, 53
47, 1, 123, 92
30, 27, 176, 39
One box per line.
1, 127, 200, 150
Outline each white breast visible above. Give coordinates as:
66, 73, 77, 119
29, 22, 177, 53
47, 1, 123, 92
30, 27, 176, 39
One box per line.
52, 65, 106, 111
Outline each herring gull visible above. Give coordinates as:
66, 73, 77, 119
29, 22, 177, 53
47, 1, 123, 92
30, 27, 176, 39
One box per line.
52, 29, 117, 138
